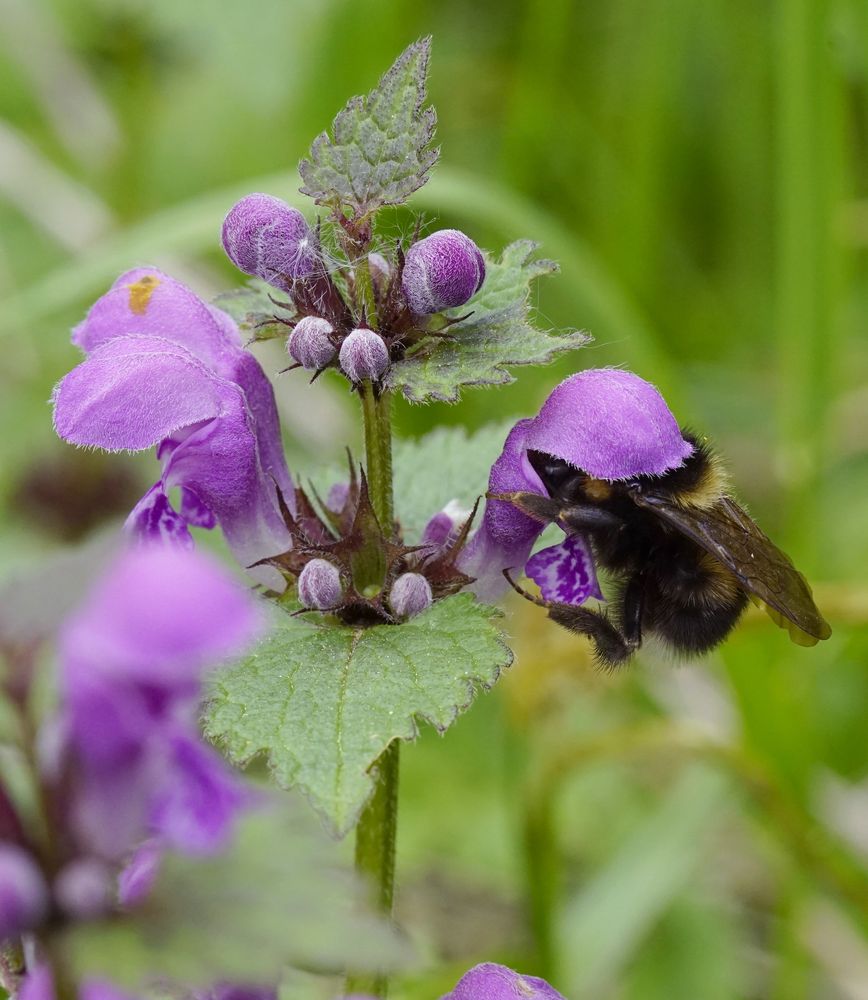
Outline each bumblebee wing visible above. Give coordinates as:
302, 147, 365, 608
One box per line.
630, 492, 831, 645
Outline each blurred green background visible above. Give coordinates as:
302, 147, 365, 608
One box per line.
1, 0, 867, 997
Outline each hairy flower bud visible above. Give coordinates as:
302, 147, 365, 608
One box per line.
368, 252, 392, 296
389, 573, 433, 619
339, 328, 390, 383
298, 559, 343, 610
222, 193, 319, 286
288, 316, 336, 370
54, 858, 113, 920
401, 229, 485, 315
0, 844, 47, 939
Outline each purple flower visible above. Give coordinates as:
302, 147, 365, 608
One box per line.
57, 545, 260, 860
440, 963, 566, 1000
52, 269, 293, 582
0, 844, 48, 940
389, 573, 433, 619
402, 229, 485, 314
461, 369, 690, 604
339, 328, 390, 383
222, 193, 320, 287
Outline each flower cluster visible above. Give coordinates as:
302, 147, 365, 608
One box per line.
262, 460, 474, 626
222, 193, 486, 387
459, 368, 692, 604
1, 545, 260, 997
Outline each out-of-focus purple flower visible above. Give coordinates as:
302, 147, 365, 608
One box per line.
339, 328, 390, 383
222, 193, 319, 287
20, 967, 140, 1000
118, 841, 161, 908
525, 368, 692, 480
0, 843, 48, 940
19, 964, 54, 1000
54, 858, 113, 920
440, 962, 566, 1000
288, 316, 336, 371
52, 269, 293, 583
196, 986, 277, 1000
57, 546, 260, 860
389, 573, 433, 619
402, 229, 485, 315
461, 369, 689, 604
297, 559, 343, 610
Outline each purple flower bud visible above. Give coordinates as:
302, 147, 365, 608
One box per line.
222, 193, 319, 286
298, 559, 343, 610
389, 573, 433, 619
0, 844, 47, 940
339, 328, 390, 383
54, 858, 114, 920
440, 963, 566, 1000
288, 317, 336, 371
402, 229, 485, 315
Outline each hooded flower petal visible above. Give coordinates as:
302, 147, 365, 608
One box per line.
440, 963, 566, 1000
71, 268, 243, 362
458, 419, 548, 601
525, 533, 602, 605
525, 368, 693, 480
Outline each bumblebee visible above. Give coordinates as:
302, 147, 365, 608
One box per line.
498, 433, 831, 668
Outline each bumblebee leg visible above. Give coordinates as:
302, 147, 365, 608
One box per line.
559, 504, 624, 533
546, 604, 636, 668
620, 571, 646, 648
503, 569, 636, 667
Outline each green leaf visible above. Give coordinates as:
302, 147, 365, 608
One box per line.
204, 595, 512, 837
213, 279, 294, 342
392, 421, 514, 542
386, 240, 590, 403
66, 798, 410, 990
298, 38, 438, 218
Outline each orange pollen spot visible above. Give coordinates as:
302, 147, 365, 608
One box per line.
127, 274, 160, 314
584, 478, 613, 502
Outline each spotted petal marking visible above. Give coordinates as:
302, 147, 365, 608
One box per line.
525, 533, 602, 606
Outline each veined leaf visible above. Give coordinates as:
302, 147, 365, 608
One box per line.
299, 38, 438, 218
204, 595, 511, 837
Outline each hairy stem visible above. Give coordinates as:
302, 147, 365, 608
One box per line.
347, 384, 398, 999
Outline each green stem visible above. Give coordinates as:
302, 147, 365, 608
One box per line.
347, 384, 398, 999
